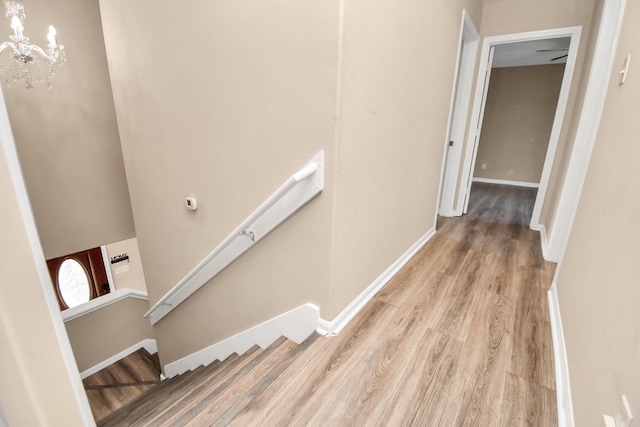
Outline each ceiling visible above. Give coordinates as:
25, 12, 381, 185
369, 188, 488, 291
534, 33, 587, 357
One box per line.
492, 37, 571, 68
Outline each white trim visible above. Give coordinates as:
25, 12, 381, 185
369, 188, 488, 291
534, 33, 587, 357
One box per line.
548, 283, 574, 427
317, 228, 435, 336
0, 91, 95, 423
62, 288, 148, 322
437, 9, 479, 218
80, 339, 158, 379
163, 304, 319, 378
101, 244, 116, 293
145, 151, 325, 325
531, 223, 549, 261
457, 27, 582, 223
545, 0, 627, 263
471, 177, 539, 188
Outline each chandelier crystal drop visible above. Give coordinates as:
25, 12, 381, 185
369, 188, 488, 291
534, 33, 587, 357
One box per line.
0, 1, 65, 89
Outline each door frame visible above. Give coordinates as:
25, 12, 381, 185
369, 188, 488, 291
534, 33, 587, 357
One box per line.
437, 9, 479, 218
546, 0, 627, 264
456, 26, 582, 225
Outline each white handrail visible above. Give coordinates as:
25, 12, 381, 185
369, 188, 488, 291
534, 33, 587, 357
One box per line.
144, 151, 324, 325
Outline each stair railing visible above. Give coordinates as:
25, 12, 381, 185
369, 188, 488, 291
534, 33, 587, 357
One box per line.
144, 151, 324, 325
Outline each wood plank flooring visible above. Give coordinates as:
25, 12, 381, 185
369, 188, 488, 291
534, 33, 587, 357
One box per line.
83, 348, 161, 422
94, 182, 558, 426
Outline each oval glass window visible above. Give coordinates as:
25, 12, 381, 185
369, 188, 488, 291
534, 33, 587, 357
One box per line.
57, 259, 91, 308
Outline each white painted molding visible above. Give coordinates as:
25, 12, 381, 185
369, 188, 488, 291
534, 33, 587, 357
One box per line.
318, 228, 435, 336
80, 339, 157, 379
472, 177, 539, 188
545, 0, 627, 263
145, 151, 325, 325
163, 304, 319, 378
62, 288, 149, 322
548, 283, 574, 427
530, 223, 549, 261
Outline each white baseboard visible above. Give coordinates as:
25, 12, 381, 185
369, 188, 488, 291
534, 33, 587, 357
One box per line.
472, 177, 540, 188
548, 283, 574, 427
80, 338, 157, 379
317, 228, 435, 336
163, 303, 319, 378
530, 223, 550, 261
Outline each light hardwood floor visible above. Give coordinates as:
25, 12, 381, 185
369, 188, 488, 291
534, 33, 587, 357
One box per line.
95, 182, 557, 426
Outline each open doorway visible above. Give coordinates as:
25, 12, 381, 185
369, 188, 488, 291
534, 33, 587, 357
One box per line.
466, 37, 569, 223
438, 27, 582, 232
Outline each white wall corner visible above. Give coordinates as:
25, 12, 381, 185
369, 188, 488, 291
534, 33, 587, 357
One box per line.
530, 223, 551, 262
317, 228, 435, 336
163, 303, 320, 378
80, 338, 157, 379
548, 283, 575, 427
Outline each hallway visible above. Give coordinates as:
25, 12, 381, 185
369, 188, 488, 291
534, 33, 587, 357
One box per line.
97, 183, 557, 426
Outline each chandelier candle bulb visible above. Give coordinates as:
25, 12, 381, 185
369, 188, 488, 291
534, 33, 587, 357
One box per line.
47, 25, 56, 47
10, 15, 21, 34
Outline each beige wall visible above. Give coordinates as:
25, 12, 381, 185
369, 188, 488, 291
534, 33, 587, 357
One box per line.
539, 0, 604, 236
105, 237, 147, 292
473, 64, 565, 183
556, 0, 640, 424
4, 0, 134, 260
331, 0, 483, 317
99, 0, 338, 365
65, 297, 154, 372
0, 134, 84, 425
99, 0, 484, 365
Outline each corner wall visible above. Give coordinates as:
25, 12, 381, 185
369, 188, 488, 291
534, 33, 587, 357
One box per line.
65, 297, 154, 373
99, 0, 338, 366
0, 120, 85, 426
555, 0, 640, 423
4, 0, 135, 260
330, 0, 483, 318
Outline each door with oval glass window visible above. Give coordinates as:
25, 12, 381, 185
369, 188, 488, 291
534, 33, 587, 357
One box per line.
46, 247, 110, 310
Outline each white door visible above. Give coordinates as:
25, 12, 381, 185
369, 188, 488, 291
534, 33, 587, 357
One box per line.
438, 11, 479, 217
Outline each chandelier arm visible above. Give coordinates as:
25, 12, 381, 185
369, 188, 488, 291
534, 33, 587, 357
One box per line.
27, 43, 59, 64
0, 40, 16, 56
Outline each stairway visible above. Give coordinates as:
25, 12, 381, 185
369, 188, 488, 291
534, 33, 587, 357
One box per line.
97, 333, 319, 426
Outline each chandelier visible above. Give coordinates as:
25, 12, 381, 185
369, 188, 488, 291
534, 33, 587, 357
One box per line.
0, 1, 64, 88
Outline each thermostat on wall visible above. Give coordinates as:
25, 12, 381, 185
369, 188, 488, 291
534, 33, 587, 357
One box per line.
185, 196, 198, 211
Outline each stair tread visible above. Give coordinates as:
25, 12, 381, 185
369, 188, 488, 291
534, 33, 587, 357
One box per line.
140, 338, 289, 426
98, 343, 264, 426
96, 333, 320, 426
184, 333, 320, 426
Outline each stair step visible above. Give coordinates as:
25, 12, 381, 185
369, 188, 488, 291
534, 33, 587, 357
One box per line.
141, 337, 289, 426
97, 333, 320, 426
183, 333, 320, 426
98, 348, 252, 426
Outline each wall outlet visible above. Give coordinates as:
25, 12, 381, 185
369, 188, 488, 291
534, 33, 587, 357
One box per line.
615, 395, 634, 427
482, 163, 487, 170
